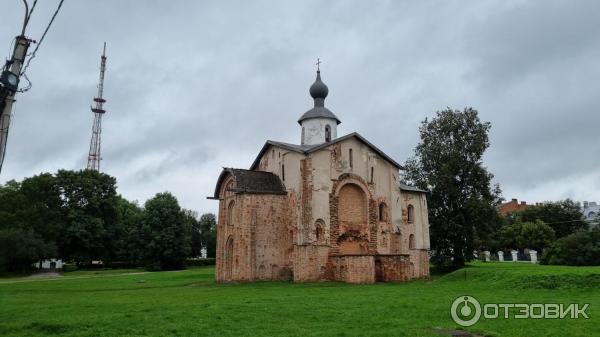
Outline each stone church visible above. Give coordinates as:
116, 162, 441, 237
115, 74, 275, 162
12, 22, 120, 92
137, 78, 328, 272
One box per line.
212, 69, 430, 283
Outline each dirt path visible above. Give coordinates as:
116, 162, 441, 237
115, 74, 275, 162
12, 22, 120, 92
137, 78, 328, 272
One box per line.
0, 271, 153, 285
26, 271, 62, 279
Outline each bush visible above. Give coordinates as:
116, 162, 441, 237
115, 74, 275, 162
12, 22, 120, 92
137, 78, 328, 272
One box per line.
62, 264, 78, 272
185, 258, 215, 267
499, 219, 555, 251
106, 261, 139, 269
541, 230, 600, 266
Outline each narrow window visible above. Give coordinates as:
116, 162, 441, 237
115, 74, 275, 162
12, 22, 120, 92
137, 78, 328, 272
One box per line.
271, 149, 274, 158
227, 200, 235, 226
315, 219, 325, 244
282, 164, 285, 181
407, 205, 414, 223
409, 234, 415, 249
349, 148, 353, 168
379, 203, 385, 221
301, 127, 305, 144
325, 125, 331, 142
370, 167, 374, 183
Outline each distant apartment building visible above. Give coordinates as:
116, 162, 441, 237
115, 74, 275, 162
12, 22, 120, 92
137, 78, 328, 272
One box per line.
582, 201, 599, 225
498, 198, 540, 216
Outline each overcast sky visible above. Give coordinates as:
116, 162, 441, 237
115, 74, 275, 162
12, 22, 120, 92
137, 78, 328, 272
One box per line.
1, 0, 599, 215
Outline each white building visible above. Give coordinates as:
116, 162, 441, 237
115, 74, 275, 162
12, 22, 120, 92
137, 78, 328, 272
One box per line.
36, 258, 63, 270
582, 201, 599, 227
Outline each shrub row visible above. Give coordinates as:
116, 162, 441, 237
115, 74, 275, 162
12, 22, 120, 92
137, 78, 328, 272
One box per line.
185, 258, 216, 267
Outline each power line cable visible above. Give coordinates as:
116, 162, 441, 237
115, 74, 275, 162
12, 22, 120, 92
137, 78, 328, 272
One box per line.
19, 0, 65, 92
20, 0, 38, 35
541, 219, 589, 225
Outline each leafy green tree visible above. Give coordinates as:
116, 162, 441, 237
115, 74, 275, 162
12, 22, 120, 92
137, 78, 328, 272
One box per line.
0, 228, 56, 272
403, 107, 501, 268
183, 209, 203, 258
141, 192, 191, 270
114, 197, 144, 264
1, 174, 62, 244
198, 213, 217, 258
500, 219, 555, 251
0, 176, 60, 272
517, 200, 587, 238
55, 170, 119, 264
541, 229, 600, 266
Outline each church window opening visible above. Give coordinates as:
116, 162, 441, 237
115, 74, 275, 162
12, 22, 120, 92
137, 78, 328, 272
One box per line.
282, 164, 285, 181
301, 127, 305, 144
315, 219, 325, 244
370, 167, 374, 183
407, 205, 414, 223
227, 200, 235, 225
409, 234, 415, 249
349, 148, 353, 168
379, 203, 386, 222
325, 125, 331, 142
272, 149, 274, 158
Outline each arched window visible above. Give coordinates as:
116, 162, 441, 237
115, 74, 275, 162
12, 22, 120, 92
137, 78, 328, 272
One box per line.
315, 219, 325, 244
349, 148, 353, 168
224, 236, 234, 279
325, 125, 331, 142
407, 204, 414, 223
409, 234, 415, 249
370, 167, 374, 183
379, 203, 386, 222
227, 200, 235, 226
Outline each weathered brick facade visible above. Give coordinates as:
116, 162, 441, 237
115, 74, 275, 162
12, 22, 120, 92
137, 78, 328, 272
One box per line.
213, 135, 431, 284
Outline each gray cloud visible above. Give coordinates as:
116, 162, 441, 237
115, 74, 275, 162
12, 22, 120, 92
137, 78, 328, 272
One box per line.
1, 0, 599, 214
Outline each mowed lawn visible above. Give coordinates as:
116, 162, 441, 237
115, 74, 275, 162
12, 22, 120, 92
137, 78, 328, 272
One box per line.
0, 263, 598, 337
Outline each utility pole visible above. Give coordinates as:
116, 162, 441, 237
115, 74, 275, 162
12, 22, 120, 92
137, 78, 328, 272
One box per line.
0, 36, 32, 173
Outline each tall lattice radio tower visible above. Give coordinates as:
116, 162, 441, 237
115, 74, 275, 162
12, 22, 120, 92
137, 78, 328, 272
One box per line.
87, 43, 107, 171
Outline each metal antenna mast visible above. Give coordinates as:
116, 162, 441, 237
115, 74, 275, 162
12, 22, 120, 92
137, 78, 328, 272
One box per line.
86, 42, 107, 171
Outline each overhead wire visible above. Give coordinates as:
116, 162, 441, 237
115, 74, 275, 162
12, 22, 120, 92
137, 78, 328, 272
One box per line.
21, 0, 39, 35
19, 0, 65, 92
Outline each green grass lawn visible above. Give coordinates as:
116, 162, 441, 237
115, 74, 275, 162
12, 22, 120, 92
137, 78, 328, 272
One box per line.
0, 263, 598, 337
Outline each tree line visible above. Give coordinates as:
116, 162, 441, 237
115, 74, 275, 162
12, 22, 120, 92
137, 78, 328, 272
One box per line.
403, 107, 597, 269
0, 169, 216, 272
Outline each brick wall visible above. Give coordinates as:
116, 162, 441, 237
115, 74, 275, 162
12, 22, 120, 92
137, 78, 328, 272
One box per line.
329, 255, 375, 284
216, 184, 293, 282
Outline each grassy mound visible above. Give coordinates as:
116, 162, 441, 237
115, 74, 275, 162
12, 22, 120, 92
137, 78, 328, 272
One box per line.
438, 262, 600, 289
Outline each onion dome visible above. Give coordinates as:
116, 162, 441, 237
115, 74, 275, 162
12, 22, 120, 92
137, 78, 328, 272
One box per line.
298, 70, 341, 125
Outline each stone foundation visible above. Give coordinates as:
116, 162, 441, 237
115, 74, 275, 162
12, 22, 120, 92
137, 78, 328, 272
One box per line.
326, 254, 412, 284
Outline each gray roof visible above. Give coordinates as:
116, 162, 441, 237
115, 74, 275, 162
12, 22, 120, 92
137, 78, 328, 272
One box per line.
250, 132, 404, 170
298, 106, 341, 125
399, 183, 428, 193
213, 168, 286, 199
